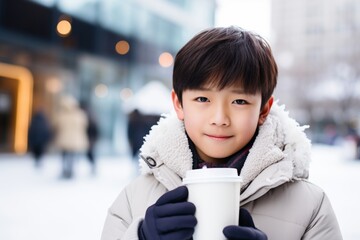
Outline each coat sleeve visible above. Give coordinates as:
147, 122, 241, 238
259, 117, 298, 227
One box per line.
100, 174, 168, 240
302, 192, 343, 240
100, 188, 142, 240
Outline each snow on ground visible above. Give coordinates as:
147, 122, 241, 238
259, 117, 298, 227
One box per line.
0, 153, 138, 240
309, 143, 360, 240
0, 144, 359, 240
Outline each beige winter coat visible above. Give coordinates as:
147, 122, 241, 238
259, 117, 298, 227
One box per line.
101, 102, 342, 240
54, 96, 89, 152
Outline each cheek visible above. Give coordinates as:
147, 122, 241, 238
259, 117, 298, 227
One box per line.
235, 111, 260, 131
183, 106, 200, 121
249, 114, 261, 127
183, 120, 199, 142
182, 109, 204, 133
183, 113, 200, 128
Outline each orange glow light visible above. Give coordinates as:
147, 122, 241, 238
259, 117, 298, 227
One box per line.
0, 62, 33, 154
57, 20, 72, 37
159, 52, 174, 68
115, 41, 130, 55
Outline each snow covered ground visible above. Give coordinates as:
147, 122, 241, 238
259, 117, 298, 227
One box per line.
309, 143, 360, 240
0, 144, 359, 240
0, 153, 138, 240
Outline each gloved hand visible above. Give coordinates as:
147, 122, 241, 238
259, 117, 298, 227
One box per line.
223, 208, 267, 240
138, 185, 197, 240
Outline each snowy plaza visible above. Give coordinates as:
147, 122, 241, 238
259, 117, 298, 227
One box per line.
0, 143, 359, 240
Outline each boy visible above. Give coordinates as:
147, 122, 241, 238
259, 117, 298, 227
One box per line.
101, 26, 342, 240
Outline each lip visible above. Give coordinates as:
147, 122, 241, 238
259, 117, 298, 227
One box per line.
205, 134, 232, 140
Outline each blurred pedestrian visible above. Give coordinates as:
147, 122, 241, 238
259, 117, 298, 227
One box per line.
346, 122, 360, 160
125, 81, 171, 159
28, 109, 52, 167
80, 101, 100, 174
127, 109, 160, 159
54, 95, 88, 179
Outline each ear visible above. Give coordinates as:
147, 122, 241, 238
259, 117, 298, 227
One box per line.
171, 90, 184, 120
258, 96, 273, 125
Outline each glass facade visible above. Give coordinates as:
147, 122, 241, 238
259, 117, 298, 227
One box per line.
0, 0, 216, 154
30, 0, 213, 50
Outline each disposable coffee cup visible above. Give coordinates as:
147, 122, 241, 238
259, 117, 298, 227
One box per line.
182, 167, 242, 240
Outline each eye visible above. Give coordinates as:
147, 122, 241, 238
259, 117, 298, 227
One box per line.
232, 99, 247, 105
195, 97, 209, 102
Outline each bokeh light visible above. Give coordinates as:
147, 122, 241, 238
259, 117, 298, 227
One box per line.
94, 84, 108, 98
120, 88, 133, 101
115, 41, 130, 55
56, 19, 72, 37
158, 52, 173, 68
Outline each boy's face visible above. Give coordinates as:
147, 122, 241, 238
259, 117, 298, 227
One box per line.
172, 85, 273, 163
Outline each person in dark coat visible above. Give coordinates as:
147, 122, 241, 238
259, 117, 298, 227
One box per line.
28, 110, 52, 167
86, 112, 99, 173
127, 109, 160, 158
80, 101, 99, 174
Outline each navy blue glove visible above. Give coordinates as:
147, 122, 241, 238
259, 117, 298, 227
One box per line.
138, 186, 197, 240
223, 208, 267, 240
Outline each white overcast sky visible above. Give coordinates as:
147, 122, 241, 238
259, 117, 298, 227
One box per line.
215, 0, 271, 41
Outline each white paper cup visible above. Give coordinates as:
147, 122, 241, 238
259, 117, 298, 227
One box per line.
182, 168, 242, 240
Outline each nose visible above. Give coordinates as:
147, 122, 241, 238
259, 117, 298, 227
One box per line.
210, 104, 230, 126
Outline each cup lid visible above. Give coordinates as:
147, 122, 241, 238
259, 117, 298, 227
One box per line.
182, 168, 243, 184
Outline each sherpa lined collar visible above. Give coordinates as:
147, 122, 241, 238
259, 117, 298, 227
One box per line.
139, 101, 311, 190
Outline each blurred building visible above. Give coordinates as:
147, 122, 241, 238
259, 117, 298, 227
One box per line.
271, 0, 360, 136
0, 0, 216, 154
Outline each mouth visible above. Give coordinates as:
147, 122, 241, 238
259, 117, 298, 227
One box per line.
205, 134, 232, 140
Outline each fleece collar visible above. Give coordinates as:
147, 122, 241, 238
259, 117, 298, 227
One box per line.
139, 101, 311, 190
